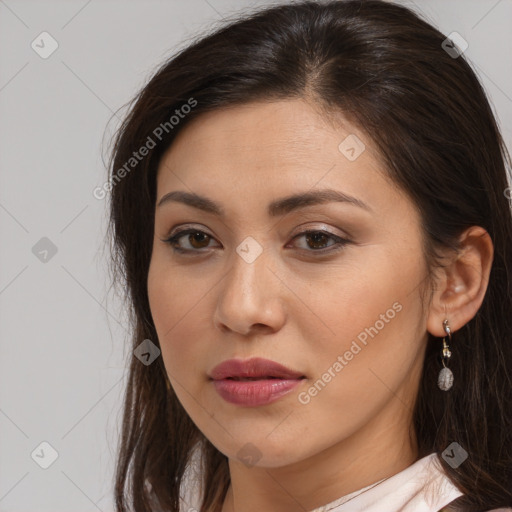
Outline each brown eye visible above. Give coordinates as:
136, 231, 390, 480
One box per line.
162, 227, 351, 256
290, 230, 350, 253
163, 229, 217, 252
304, 231, 331, 249
187, 232, 211, 249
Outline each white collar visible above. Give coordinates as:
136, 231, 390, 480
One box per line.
178, 452, 465, 512
308, 452, 463, 512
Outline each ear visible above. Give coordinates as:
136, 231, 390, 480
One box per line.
426, 226, 494, 337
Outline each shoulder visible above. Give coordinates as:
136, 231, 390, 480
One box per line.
438, 505, 512, 512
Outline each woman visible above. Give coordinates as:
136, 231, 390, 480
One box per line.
106, 1, 512, 511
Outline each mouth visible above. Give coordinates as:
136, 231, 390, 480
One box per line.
224, 376, 305, 381
209, 357, 305, 381
211, 374, 306, 406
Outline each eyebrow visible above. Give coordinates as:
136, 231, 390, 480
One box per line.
156, 188, 373, 217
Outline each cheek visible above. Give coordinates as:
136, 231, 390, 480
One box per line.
297, 244, 426, 373
291, 255, 407, 343
298, 254, 426, 410
148, 253, 198, 332
147, 259, 213, 381
148, 265, 221, 439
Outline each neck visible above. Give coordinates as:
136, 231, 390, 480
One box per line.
221, 402, 419, 512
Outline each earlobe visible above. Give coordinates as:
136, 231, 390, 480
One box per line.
426, 226, 494, 338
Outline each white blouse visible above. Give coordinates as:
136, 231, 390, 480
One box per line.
177, 451, 511, 512
308, 452, 462, 511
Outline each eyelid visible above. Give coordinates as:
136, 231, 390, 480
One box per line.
167, 223, 214, 238
288, 222, 350, 239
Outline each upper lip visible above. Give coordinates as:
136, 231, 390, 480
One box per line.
209, 357, 305, 380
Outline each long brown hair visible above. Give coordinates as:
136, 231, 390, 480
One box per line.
105, 1, 512, 511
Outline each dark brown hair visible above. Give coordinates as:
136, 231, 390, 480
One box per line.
105, 1, 512, 511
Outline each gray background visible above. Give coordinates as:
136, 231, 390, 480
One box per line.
1, 0, 511, 510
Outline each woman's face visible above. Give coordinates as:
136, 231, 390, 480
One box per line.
148, 99, 431, 468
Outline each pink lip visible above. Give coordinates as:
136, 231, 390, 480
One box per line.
212, 378, 303, 406
209, 357, 304, 380
209, 357, 306, 407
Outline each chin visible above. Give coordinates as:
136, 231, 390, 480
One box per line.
220, 437, 309, 469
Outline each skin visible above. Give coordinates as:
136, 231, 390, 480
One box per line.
147, 98, 494, 512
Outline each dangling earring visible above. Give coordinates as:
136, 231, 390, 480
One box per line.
437, 319, 454, 391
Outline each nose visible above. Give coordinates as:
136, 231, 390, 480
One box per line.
213, 245, 286, 336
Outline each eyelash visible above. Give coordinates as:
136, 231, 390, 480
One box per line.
161, 227, 351, 256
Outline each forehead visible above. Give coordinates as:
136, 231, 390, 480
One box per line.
155, 98, 408, 222
162, 99, 357, 163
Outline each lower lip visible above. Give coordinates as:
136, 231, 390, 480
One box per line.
212, 378, 303, 406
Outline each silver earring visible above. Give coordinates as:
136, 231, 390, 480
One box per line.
437, 319, 454, 391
